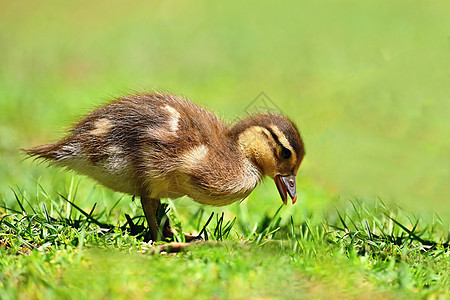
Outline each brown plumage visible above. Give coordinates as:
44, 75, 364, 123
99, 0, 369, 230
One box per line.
25, 93, 305, 241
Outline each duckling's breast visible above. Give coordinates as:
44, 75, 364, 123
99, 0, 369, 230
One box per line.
186, 155, 262, 206
140, 141, 262, 205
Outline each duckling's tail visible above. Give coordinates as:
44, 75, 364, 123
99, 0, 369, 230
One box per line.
22, 142, 61, 161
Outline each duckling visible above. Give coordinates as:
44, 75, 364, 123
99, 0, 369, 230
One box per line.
25, 93, 305, 241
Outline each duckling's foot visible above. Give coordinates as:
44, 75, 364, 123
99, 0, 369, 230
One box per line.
162, 219, 203, 242
183, 232, 203, 242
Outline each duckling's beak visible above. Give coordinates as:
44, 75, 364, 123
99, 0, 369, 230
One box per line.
274, 175, 297, 205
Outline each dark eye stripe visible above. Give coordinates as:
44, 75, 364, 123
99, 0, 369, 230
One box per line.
266, 127, 283, 147
267, 127, 292, 151
266, 127, 294, 160
261, 127, 280, 159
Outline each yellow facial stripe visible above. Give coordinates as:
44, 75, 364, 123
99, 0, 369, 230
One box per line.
238, 126, 266, 154
238, 126, 278, 177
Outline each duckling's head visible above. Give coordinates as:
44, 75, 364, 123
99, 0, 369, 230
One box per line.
230, 113, 305, 204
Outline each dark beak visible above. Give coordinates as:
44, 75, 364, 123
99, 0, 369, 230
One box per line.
274, 175, 297, 205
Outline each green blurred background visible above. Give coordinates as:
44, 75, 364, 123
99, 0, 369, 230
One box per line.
1, 0, 449, 217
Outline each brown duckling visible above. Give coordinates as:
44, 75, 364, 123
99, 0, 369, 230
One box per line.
25, 93, 305, 241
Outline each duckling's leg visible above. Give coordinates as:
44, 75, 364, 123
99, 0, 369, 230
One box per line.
141, 196, 202, 242
140, 196, 162, 241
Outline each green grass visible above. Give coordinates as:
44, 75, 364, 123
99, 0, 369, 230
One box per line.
1, 183, 449, 299
1, 0, 449, 299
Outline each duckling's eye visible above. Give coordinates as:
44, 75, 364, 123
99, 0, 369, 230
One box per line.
281, 147, 291, 159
